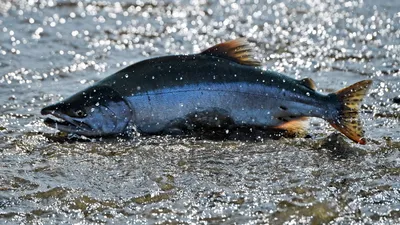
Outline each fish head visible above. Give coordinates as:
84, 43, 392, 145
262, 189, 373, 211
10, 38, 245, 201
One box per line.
41, 86, 132, 136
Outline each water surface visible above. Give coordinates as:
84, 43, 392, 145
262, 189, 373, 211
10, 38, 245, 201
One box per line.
1, 0, 399, 224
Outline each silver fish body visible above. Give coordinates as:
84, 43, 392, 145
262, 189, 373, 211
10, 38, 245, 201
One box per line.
41, 39, 371, 143
101, 55, 337, 133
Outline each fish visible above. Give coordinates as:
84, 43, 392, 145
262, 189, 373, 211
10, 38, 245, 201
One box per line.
41, 39, 372, 144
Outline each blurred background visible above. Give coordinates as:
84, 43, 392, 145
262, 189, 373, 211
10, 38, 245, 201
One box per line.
0, 0, 399, 224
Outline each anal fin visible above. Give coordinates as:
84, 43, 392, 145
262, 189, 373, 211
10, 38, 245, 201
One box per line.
274, 117, 309, 137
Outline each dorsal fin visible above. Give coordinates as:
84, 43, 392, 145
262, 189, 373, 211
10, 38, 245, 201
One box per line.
200, 38, 262, 66
300, 78, 317, 90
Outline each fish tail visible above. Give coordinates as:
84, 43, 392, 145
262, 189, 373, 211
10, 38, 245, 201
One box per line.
329, 80, 373, 145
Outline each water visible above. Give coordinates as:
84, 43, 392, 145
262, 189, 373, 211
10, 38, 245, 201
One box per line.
1, 0, 399, 224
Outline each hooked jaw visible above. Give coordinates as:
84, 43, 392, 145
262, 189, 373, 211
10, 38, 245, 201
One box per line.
41, 105, 92, 134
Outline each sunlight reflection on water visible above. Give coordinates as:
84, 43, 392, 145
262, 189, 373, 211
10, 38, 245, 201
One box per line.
0, 0, 399, 224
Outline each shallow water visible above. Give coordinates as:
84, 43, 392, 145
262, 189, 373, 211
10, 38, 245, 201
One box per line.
0, 0, 399, 224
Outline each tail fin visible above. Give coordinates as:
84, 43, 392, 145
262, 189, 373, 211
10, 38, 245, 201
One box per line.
329, 80, 373, 145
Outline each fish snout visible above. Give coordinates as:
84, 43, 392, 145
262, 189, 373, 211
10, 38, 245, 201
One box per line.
41, 104, 60, 115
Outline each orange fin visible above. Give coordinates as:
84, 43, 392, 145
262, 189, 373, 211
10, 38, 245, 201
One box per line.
201, 38, 262, 66
274, 117, 309, 137
300, 78, 317, 90
329, 80, 373, 145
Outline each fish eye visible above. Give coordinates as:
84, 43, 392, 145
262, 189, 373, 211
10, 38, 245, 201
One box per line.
75, 109, 87, 118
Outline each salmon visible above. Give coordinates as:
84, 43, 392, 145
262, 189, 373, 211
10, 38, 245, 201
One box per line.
41, 39, 372, 144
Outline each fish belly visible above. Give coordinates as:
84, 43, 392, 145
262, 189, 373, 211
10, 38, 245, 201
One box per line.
126, 82, 321, 133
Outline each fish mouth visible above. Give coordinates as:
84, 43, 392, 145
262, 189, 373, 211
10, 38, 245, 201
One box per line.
44, 116, 72, 128
41, 108, 91, 133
